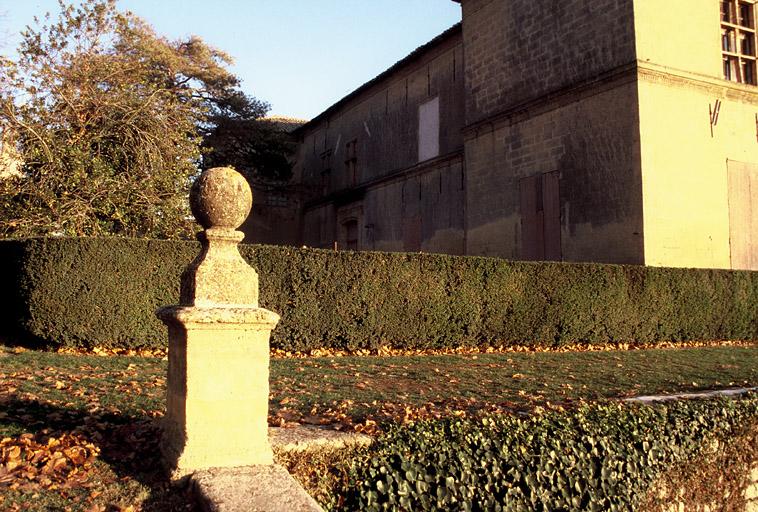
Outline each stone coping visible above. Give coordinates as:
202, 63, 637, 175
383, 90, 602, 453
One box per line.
624, 386, 757, 403
269, 425, 373, 454
190, 426, 372, 512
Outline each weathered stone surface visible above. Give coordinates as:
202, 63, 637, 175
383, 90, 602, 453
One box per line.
633, 391, 758, 511
190, 167, 252, 230
159, 166, 336, 510
192, 465, 324, 512
158, 306, 279, 326
270, 425, 373, 454
180, 167, 258, 307
181, 167, 259, 308
747, 466, 758, 505
158, 166, 279, 479
180, 228, 259, 308
624, 387, 758, 403
159, 313, 278, 479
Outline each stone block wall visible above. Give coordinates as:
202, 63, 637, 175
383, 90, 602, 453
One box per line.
461, 0, 636, 124
637, 68, 758, 270
302, 155, 465, 254
294, 27, 464, 197
289, 0, 758, 268
294, 24, 466, 254
464, 78, 644, 263
239, 181, 301, 246
633, 0, 721, 77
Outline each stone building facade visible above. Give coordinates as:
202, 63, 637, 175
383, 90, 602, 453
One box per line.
285, 0, 758, 270
237, 117, 305, 247
0, 130, 22, 179
292, 25, 466, 255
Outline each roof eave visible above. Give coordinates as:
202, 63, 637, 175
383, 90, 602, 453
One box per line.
292, 22, 462, 137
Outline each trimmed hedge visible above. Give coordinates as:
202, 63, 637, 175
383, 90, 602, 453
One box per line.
0, 236, 756, 351
340, 395, 758, 511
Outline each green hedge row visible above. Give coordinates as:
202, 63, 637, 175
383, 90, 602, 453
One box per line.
340, 395, 758, 511
0, 236, 756, 351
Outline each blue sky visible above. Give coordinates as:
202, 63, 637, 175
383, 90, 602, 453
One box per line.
1, 0, 462, 120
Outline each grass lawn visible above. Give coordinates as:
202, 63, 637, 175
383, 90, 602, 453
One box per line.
0, 343, 756, 510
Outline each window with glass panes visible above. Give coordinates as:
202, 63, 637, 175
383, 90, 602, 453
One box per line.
722, 0, 757, 84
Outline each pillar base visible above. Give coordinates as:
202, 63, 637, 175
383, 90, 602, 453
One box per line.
157, 306, 280, 478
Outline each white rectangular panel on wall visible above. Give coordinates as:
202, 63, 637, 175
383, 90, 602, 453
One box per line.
418, 97, 440, 162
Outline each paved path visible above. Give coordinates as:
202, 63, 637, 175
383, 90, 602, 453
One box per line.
625, 386, 757, 403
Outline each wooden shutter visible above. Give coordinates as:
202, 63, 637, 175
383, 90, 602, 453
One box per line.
727, 160, 757, 269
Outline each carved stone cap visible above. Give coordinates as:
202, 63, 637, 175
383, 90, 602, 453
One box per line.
190, 167, 252, 230
178, 166, 260, 308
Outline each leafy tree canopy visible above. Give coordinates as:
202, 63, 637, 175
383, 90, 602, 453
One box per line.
0, 0, 287, 239
201, 116, 295, 183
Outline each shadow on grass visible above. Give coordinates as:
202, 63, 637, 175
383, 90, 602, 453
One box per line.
0, 397, 195, 511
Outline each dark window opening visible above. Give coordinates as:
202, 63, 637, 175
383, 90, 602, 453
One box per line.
743, 59, 756, 83
741, 31, 755, 54
723, 28, 735, 51
320, 149, 332, 170
723, 1, 733, 22
725, 57, 735, 80
740, 1, 754, 27
343, 219, 358, 250
345, 140, 358, 187
320, 149, 333, 195
320, 169, 331, 195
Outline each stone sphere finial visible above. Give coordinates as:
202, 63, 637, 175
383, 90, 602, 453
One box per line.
190, 167, 252, 230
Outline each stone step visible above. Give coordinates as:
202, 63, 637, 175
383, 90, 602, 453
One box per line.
193, 464, 324, 512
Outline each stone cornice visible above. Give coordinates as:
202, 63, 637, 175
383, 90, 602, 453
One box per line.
157, 305, 281, 328
637, 62, 758, 104
462, 61, 758, 140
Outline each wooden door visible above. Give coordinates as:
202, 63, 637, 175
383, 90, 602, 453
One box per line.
520, 171, 561, 261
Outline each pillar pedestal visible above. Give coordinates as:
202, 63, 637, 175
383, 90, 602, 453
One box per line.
156, 167, 280, 479
158, 306, 279, 478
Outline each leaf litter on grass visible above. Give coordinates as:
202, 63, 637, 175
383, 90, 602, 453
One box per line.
0, 343, 756, 509
0, 348, 186, 511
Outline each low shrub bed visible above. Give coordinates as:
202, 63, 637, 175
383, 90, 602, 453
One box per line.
337, 395, 758, 511
1, 237, 756, 351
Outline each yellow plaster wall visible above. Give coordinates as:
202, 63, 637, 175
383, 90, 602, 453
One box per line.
637, 76, 758, 268
634, 0, 722, 78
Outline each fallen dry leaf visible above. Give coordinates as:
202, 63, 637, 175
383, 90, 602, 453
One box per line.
270, 339, 753, 359
0, 433, 100, 491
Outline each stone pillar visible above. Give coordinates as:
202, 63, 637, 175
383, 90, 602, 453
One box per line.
157, 167, 279, 478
